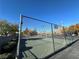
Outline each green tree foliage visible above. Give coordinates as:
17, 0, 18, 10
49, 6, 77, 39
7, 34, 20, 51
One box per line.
0, 20, 18, 36
10, 24, 19, 34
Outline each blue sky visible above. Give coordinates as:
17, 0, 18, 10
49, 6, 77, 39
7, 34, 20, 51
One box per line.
0, 0, 79, 26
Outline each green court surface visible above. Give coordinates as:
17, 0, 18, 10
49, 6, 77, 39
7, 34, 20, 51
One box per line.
21, 37, 75, 59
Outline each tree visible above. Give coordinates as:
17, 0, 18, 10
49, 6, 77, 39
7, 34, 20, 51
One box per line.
68, 25, 75, 32
74, 24, 79, 31
30, 30, 38, 36
23, 28, 30, 35
0, 20, 11, 35
61, 24, 79, 36
23, 28, 38, 36
0, 20, 19, 36
10, 24, 19, 34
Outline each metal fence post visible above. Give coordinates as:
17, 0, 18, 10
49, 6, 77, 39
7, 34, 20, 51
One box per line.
16, 14, 22, 59
63, 26, 67, 45
51, 24, 55, 52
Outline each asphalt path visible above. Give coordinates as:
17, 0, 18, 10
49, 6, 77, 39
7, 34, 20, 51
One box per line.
50, 39, 79, 59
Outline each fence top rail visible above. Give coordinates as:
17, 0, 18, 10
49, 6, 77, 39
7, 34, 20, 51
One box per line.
22, 15, 64, 27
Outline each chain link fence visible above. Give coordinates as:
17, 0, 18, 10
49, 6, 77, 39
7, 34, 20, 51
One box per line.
17, 15, 79, 59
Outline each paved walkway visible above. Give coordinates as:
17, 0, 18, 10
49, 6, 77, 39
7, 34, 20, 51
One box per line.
50, 40, 79, 59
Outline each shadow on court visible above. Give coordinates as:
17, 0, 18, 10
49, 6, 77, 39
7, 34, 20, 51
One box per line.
19, 38, 38, 59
